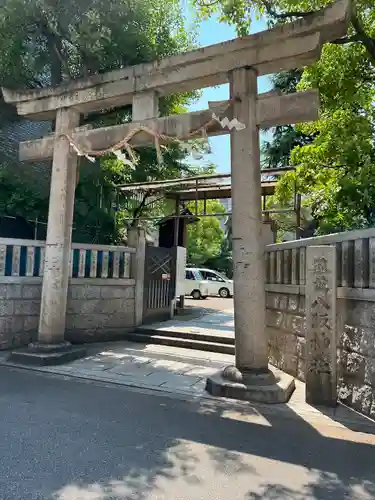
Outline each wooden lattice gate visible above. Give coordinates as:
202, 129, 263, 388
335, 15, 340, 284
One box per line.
143, 246, 177, 323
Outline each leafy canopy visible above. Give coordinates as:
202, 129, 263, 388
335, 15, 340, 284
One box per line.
187, 200, 226, 265
276, 35, 375, 233
0, 0, 210, 243
194, 0, 375, 234
0, 0, 194, 87
193, 0, 375, 65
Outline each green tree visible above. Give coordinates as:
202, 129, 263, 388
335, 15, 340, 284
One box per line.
276, 38, 375, 234
261, 71, 315, 170
194, 0, 375, 234
0, 0, 203, 243
187, 200, 225, 264
203, 214, 233, 277
193, 0, 375, 64
260, 70, 315, 240
0, 0, 195, 87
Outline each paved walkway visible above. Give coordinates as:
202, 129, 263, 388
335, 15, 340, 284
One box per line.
139, 308, 234, 340
0, 340, 232, 398
1, 336, 375, 435
1, 308, 374, 434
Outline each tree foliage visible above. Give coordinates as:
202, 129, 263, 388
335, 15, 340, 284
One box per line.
186, 200, 225, 265
261, 70, 315, 169
0, 0, 204, 243
0, 0, 194, 87
203, 214, 233, 277
276, 38, 375, 234
193, 0, 375, 64
194, 0, 375, 235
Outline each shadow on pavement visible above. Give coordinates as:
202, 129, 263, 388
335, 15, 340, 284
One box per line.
55, 392, 375, 499
1, 366, 374, 500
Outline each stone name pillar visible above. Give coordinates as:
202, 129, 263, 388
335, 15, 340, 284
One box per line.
306, 245, 337, 407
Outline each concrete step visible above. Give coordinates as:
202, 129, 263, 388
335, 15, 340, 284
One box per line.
124, 332, 235, 355
136, 327, 234, 346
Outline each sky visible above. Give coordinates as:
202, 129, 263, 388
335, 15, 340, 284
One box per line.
184, 9, 273, 173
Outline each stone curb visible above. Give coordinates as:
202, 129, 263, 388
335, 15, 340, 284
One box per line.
1, 359, 375, 435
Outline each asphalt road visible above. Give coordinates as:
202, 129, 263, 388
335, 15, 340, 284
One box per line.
1, 366, 374, 500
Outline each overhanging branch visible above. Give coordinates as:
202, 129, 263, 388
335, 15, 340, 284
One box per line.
196, 0, 221, 6
130, 192, 150, 227
351, 7, 375, 65
261, 0, 314, 19
331, 34, 362, 44
261, 0, 375, 65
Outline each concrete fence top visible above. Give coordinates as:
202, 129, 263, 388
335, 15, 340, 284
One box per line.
266, 227, 375, 251
0, 237, 136, 253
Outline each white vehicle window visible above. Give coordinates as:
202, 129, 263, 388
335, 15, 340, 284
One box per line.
205, 271, 225, 282
216, 272, 229, 281
193, 269, 203, 280
185, 270, 195, 280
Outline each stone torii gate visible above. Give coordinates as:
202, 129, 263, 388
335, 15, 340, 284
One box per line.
2, 0, 350, 401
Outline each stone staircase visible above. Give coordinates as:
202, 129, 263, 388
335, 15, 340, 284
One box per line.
121, 310, 235, 355
124, 327, 235, 355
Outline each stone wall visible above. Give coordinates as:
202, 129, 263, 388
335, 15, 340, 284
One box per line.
0, 278, 136, 349
0, 279, 40, 349
266, 286, 375, 419
266, 289, 306, 382
66, 280, 135, 342
338, 299, 375, 418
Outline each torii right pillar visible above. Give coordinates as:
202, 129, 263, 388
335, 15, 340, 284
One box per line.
206, 67, 295, 403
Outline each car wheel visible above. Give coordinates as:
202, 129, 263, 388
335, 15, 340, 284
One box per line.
191, 289, 201, 300
219, 287, 230, 298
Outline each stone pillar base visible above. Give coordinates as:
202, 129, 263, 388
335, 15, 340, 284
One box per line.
206, 365, 295, 404
8, 341, 86, 366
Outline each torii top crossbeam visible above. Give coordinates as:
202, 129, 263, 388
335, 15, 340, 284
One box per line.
3, 0, 349, 120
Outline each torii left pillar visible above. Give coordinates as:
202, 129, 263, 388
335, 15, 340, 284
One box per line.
9, 108, 86, 365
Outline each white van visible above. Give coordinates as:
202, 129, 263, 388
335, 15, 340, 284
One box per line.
198, 268, 233, 298
185, 267, 233, 299
184, 268, 209, 300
